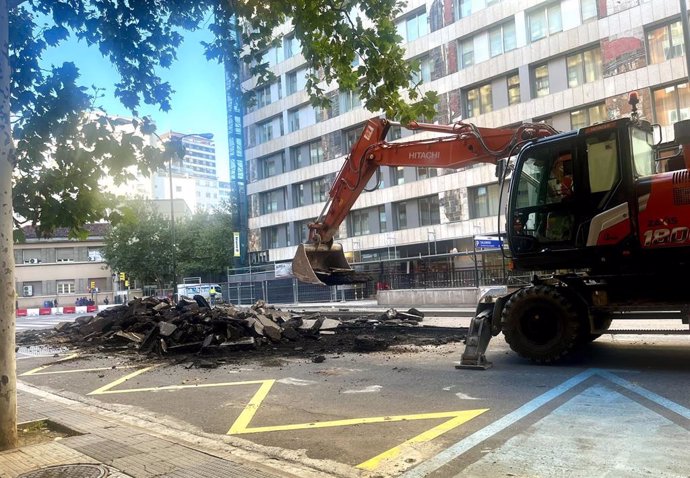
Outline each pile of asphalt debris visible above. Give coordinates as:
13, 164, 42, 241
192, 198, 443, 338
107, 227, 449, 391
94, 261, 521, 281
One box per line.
17, 296, 445, 357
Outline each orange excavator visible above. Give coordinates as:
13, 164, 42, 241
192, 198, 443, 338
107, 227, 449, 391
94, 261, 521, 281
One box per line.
292, 94, 690, 366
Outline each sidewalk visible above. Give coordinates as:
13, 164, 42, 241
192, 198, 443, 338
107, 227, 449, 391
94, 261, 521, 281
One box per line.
1, 383, 343, 478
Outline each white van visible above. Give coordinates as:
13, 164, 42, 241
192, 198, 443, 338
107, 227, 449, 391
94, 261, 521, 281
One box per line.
176, 283, 222, 302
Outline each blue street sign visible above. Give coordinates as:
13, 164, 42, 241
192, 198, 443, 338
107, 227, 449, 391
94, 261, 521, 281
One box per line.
474, 236, 503, 249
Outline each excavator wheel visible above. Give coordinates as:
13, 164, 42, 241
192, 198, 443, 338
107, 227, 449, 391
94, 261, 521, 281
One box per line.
502, 285, 580, 364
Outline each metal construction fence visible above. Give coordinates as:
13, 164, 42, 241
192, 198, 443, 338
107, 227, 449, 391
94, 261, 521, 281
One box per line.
221, 249, 533, 306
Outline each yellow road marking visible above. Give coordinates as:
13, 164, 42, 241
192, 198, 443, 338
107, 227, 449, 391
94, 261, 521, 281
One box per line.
226, 378, 488, 471
228, 380, 276, 434
21, 353, 80, 376
356, 409, 488, 470
21, 365, 137, 377
88, 366, 156, 395
90, 378, 270, 396
233, 409, 487, 434
25, 357, 488, 472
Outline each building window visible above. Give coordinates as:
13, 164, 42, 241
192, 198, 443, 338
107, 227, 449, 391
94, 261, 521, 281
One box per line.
284, 34, 299, 58
528, 3, 562, 43
311, 176, 331, 203
419, 195, 440, 226
570, 103, 607, 129
260, 153, 284, 179
388, 125, 402, 141
339, 90, 361, 113
294, 183, 306, 207
262, 226, 280, 249
55, 248, 74, 262
581, 0, 597, 21
57, 281, 75, 295
489, 20, 516, 57
378, 205, 387, 233
344, 125, 365, 152
261, 45, 282, 67
395, 202, 407, 229
309, 140, 324, 165
647, 21, 684, 65
507, 73, 520, 105
288, 108, 300, 133
459, 37, 474, 69
297, 220, 311, 243
653, 83, 690, 126
258, 120, 272, 144
87, 248, 103, 262
290, 146, 303, 170
286, 71, 298, 95
455, 0, 472, 19
256, 85, 271, 108
567, 47, 602, 88
394, 166, 405, 185
411, 55, 432, 85
469, 183, 500, 219
533, 64, 549, 98
397, 9, 428, 42
350, 210, 370, 236
417, 167, 438, 180
465, 83, 492, 117
260, 188, 284, 214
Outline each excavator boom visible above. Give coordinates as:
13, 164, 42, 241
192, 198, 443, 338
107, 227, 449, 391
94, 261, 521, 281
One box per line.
293, 117, 557, 285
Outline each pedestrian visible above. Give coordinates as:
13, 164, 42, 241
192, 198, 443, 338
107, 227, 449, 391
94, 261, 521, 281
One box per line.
54, 297, 58, 307
209, 286, 217, 305
104, 297, 109, 305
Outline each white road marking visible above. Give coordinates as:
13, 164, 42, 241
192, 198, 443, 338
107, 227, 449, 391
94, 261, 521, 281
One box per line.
342, 385, 382, 394
276, 377, 317, 386
401, 368, 690, 477
455, 392, 480, 400
461, 384, 690, 477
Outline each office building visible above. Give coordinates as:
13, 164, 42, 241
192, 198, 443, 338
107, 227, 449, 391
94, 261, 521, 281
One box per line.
155, 132, 219, 212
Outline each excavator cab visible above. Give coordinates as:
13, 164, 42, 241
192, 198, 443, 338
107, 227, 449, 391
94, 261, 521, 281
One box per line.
506, 118, 658, 272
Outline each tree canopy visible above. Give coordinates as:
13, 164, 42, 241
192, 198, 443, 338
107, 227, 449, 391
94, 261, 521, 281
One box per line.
102, 201, 235, 288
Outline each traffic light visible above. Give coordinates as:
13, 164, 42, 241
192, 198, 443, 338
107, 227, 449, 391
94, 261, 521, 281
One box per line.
119, 272, 125, 281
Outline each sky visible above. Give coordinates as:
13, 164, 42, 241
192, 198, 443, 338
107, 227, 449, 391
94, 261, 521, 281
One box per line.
42, 26, 231, 182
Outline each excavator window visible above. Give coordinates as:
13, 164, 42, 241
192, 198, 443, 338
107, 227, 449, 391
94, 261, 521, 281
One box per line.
511, 142, 577, 248
586, 134, 618, 194
630, 126, 655, 177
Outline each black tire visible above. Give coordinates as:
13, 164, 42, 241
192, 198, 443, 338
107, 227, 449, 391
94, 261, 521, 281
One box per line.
502, 285, 580, 364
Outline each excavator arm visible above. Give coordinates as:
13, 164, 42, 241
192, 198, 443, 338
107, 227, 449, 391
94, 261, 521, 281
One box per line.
292, 117, 557, 285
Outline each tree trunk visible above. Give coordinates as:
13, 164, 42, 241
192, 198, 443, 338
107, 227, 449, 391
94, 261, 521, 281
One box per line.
0, 0, 18, 451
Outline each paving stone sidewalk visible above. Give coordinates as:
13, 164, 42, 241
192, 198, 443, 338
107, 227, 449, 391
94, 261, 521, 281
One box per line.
0, 385, 312, 478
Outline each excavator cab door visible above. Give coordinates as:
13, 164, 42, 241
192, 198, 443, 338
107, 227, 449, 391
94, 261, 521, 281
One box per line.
509, 138, 581, 256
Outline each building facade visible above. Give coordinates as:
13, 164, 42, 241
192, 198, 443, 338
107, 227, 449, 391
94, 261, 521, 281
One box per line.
14, 224, 115, 308
240, 0, 689, 266
155, 132, 220, 212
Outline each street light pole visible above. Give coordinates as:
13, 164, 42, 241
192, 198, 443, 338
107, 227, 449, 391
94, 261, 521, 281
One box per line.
156, 131, 214, 297
168, 153, 177, 294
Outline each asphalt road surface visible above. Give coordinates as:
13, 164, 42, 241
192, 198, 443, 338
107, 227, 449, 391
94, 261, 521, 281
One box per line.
16, 328, 690, 478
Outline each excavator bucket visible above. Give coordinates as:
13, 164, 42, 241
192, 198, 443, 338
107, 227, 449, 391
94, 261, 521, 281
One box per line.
292, 243, 370, 286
